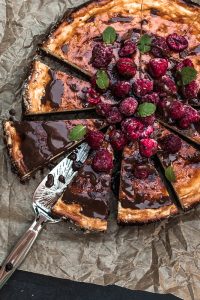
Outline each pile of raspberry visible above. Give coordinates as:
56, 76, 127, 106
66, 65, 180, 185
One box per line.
84, 32, 200, 173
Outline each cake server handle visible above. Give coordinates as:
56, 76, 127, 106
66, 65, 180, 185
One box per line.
0, 214, 48, 289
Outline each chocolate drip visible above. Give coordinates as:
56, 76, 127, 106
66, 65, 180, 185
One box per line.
42, 70, 64, 108
58, 175, 65, 184
45, 174, 54, 188
108, 15, 133, 23
72, 161, 83, 171
61, 44, 68, 54
62, 155, 111, 219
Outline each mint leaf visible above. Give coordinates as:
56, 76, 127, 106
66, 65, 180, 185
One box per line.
102, 26, 117, 44
138, 34, 152, 53
137, 102, 156, 117
96, 70, 110, 90
178, 66, 197, 86
165, 166, 176, 182
68, 125, 87, 141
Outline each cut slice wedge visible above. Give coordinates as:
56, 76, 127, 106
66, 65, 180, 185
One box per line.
3, 119, 106, 181
118, 141, 178, 224
23, 60, 116, 115
52, 132, 114, 232
156, 124, 200, 210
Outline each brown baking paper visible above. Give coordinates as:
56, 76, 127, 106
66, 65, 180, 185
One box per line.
1, 0, 200, 299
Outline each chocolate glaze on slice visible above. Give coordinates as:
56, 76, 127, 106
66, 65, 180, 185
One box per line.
108, 15, 134, 24
61, 147, 113, 220
6, 119, 105, 179
120, 143, 172, 210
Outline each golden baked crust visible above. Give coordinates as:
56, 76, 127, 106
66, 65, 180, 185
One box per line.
118, 202, 178, 224
118, 142, 178, 224
3, 119, 106, 181
52, 199, 107, 231
41, 0, 200, 77
23, 60, 114, 115
52, 133, 114, 231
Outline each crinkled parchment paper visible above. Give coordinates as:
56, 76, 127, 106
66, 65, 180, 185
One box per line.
1, 0, 200, 299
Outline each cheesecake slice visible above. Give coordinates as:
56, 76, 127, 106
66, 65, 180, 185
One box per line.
156, 124, 200, 210
23, 60, 116, 115
52, 135, 114, 232
3, 119, 105, 181
118, 142, 178, 224
41, 0, 142, 76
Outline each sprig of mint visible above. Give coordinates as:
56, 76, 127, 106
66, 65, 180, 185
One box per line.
96, 70, 110, 90
165, 166, 176, 182
138, 34, 152, 53
102, 26, 117, 44
137, 102, 156, 117
177, 66, 197, 86
68, 125, 87, 141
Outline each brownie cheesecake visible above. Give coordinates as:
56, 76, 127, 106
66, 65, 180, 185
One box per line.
52, 129, 114, 231
3, 0, 200, 230
3, 119, 105, 181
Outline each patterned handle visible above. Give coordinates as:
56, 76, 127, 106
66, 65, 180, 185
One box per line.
0, 215, 47, 289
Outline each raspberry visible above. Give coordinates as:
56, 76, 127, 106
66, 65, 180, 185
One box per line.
116, 58, 137, 78
121, 118, 144, 140
141, 93, 160, 105
134, 165, 149, 179
176, 58, 194, 72
154, 75, 177, 96
119, 97, 138, 116
166, 33, 188, 52
182, 80, 199, 99
86, 88, 101, 105
168, 100, 185, 120
139, 138, 158, 158
160, 134, 182, 154
133, 79, 153, 97
109, 129, 126, 151
157, 98, 171, 111
141, 115, 156, 126
92, 149, 113, 172
151, 36, 170, 58
96, 102, 112, 117
86, 130, 104, 150
140, 125, 154, 138
106, 107, 123, 124
91, 43, 113, 68
118, 40, 136, 57
148, 58, 168, 78
112, 81, 131, 98
179, 106, 200, 129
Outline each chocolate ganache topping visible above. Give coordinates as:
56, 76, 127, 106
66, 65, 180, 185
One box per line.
62, 152, 111, 219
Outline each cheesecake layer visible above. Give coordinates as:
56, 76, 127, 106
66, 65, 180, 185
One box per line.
157, 125, 200, 210
52, 137, 114, 231
23, 60, 116, 115
3, 119, 105, 181
118, 142, 178, 224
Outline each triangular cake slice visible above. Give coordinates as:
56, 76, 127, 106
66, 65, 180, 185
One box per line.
23, 60, 116, 116
3, 119, 105, 181
156, 124, 200, 210
41, 0, 142, 76
52, 134, 114, 232
118, 142, 178, 224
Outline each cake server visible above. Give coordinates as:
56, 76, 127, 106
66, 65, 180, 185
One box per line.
0, 142, 90, 289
